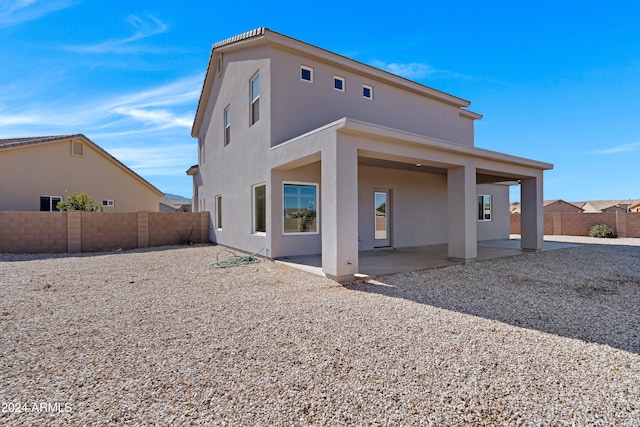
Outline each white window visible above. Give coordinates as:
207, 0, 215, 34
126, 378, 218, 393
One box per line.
40, 196, 62, 211
253, 184, 266, 234
224, 105, 231, 146
102, 200, 115, 208
363, 84, 373, 100
478, 195, 492, 221
215, 195, 222, 229
283, 183, 318, 234
301, 65, 313, 82
250, 73, 260, 125
334, 76, 345, 92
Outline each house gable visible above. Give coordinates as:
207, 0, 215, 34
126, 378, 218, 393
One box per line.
0, 135, 163, 211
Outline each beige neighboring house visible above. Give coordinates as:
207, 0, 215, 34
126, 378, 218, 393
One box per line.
190, 28, 552, 280
630, 202, 640, 213
160, 195, 192, 212
511, 200, 583, 214
543, 199, 584, 213
577, 200, 640, 213
0, 134, 163, 212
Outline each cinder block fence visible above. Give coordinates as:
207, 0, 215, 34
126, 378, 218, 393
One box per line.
510, 211, 640, 238
0, 211, 210, 254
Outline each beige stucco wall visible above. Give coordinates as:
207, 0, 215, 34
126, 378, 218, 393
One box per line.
0, 138, 161, 212
358, 165, 449, 250
269, 45, 473, 147
196, 45, 273, 255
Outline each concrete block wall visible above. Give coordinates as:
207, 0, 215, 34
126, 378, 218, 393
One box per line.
0, 211, 210, 254
81, 212, 138, 251
0, 212, 67, 253
148, 212, 209, 247
510, 212, 640, 238
559, 212, 617, 236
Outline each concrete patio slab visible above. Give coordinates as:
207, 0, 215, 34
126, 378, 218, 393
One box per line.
275, 238, 580, 278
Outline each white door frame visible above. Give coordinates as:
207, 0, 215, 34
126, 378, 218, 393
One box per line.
374, 189, 391, 247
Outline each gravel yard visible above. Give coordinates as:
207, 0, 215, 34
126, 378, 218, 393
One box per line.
1, 241, 639, 426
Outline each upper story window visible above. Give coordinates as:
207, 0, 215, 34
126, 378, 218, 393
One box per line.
250, 73, 260, 125
478, 195, 492, 221
301, 65, 313, 82
217, 54, 223, 75
334, 76, 345, 92
224, 105, 231, 146
363, 84, 373, 100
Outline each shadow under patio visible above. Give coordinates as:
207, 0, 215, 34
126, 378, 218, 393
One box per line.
275, 238, 580, 279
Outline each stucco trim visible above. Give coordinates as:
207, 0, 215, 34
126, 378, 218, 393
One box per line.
270, 117, 553, 172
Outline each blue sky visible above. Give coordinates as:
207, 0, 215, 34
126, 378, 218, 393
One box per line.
1, 1, 638, 202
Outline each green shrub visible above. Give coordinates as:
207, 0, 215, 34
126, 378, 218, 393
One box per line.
589, 224, 617, 238
56, 190, 104, 212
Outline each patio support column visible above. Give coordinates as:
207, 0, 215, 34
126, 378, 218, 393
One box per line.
520, 173, 544, 251
447, 165, 477, 260
321, 140, 358, 281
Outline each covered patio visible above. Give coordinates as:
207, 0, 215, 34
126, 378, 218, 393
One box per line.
275, 238, 580, 278
269, 117, 553, 281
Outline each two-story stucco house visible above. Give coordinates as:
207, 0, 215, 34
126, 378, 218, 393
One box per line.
190, 28, 552, 280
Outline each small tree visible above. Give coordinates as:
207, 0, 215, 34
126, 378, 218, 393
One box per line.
56, 190, 104, 212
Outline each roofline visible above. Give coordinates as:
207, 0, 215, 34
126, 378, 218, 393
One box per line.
336, 118, 553, 171
271, 117, 554, 172
192, 28, 478, 137
0, 134, 164, 197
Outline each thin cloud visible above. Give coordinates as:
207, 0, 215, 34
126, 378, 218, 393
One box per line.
0, 0, 75, 27
66, 12, 168, 54
595, 141, 640, 154
0, 74, 202, 134
370, 60, 469, 80
106, 75, 202, 129
107, 144, 195, 176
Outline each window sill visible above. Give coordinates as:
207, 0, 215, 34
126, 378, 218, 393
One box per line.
283, 232, 320, 236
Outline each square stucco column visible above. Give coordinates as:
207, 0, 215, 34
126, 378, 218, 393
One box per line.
520, 174, 544, 251
321, 141, 358, 281
447, 165, 477, 260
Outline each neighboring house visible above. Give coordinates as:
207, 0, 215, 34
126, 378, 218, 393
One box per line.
0, 134, 163, 212
189, 28, 552, 280
511, 200, 583, 214
160, 194, 192, 212
630, 202, 640, 213
543, 199, 584, 213
577, 200, 639, 213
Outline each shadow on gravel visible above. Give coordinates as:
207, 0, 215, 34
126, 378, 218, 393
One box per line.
343, 245, 640, 354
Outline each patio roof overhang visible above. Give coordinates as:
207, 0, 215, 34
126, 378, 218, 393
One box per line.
270, 117, 553, 182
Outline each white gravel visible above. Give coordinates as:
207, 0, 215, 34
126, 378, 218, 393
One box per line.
1, 242, 639, 426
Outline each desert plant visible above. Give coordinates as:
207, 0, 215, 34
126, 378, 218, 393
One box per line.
56, 190, 104, 212
589, 224, 617, 238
